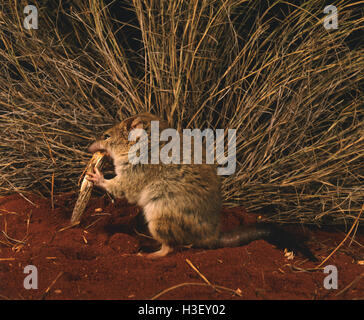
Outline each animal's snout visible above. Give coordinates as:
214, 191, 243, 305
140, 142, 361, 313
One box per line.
88, 141, 104, 153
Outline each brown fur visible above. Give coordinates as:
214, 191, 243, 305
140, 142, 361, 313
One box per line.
87, 113, 221, 257
87, 112, 317, 261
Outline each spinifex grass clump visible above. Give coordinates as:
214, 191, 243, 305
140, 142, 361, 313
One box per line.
0, 0, 363, 225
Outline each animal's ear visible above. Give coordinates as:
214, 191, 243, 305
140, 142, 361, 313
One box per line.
122, 115, 144, 131
123, 112, 167, 131
130, 117, 144, 130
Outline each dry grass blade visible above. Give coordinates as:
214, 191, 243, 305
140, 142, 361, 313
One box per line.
1, 231, 26, 245
150, 282, 242, 300
40, 271, 64, 300
57, 221, 80, 233
185, 258, 221, 293
315, 203, 363, 269
0, 257, 15, 261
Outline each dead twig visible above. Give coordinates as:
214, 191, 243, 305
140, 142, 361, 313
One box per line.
41, 271, 64, 300
0, 209, 19, 215
1, 231, 26, 245
57, 221, 80, 232
185, 258, 221, 293
84, 217, 103, 230
150, 282, 242, 300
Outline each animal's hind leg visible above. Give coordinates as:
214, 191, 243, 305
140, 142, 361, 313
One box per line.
144, 218, 174, 258
146, 243, 173, 259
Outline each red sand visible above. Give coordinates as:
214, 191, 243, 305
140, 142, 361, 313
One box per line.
0, 193, 363, 300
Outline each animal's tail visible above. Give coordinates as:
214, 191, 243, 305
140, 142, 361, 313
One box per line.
217, 223, 317, 261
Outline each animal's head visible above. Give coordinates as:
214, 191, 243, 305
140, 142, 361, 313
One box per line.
88, 112, 169, 165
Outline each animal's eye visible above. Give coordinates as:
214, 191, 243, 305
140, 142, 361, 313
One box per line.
103, 133, 111, 139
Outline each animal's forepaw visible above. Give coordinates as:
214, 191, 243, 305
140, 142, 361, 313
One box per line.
86, 167, 105, 187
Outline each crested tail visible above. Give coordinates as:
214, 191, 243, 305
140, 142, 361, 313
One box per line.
217, 223, 317, 261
